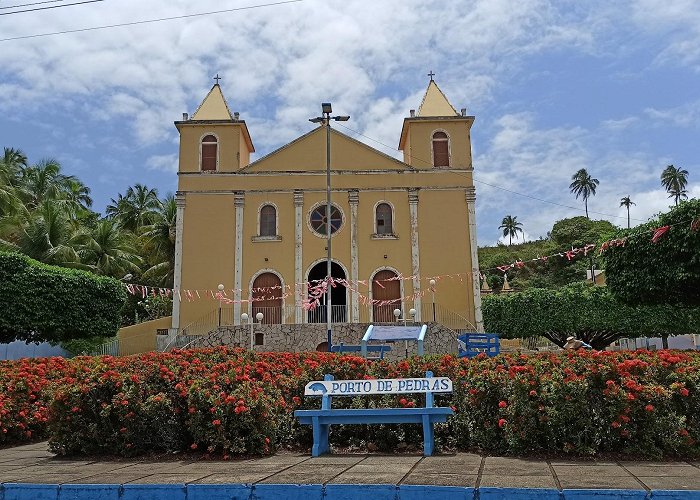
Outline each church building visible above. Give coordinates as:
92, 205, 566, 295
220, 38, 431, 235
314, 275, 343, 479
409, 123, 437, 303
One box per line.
170, 77, 483, 346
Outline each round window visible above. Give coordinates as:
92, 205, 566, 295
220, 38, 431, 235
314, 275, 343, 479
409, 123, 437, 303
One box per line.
309, 204, 343, 236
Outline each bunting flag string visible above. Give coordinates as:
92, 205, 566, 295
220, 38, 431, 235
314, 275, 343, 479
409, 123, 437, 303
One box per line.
123, 213, 697, 302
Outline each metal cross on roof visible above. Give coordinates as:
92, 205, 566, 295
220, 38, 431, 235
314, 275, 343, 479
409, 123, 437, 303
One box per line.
428, 71, 435, 81
214, 74, 221, 84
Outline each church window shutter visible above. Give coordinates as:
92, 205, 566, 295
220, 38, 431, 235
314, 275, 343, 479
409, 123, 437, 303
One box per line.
201, 135, 218, 171
376, 203, 393, 235
260, 205, 277, 236
432, 131, 449, 168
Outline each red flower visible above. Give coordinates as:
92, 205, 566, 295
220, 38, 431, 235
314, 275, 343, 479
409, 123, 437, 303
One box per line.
529, 390, 537, 397
644, 404, 654, 412
498, 401, 507, 408
212, 419, 221, 426
399, 398, 407, 406
190, 443, 198, 450
680, 388, 689, 397
611, 421, 621, 428
498, 418, 507, 428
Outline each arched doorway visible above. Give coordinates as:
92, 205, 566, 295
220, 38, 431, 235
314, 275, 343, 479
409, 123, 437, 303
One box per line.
372, 270, 401, 322
307, 261, 347, 323
252, 272, 282, 324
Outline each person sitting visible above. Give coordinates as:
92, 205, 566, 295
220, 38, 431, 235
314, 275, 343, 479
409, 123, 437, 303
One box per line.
564, 336, 592, 350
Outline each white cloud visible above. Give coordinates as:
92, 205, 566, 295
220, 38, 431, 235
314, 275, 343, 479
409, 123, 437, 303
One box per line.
498, 230, 535, 246
146, 154, 178, 173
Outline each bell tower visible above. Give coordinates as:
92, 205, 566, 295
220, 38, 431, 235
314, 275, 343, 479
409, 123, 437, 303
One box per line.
398, 75, 474, 170
175, 77, 255, 174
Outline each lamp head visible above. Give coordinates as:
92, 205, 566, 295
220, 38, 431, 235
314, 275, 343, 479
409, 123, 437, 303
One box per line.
333, 115, 350, 121
321, 102, 332, 114
393, 308, 401, 318
409, 308, 416, 317
241, 313, 249, 321
256, 312, 264, 321
217, 284, 225, 291
309, 117, 324, 123
429, 279, 436, 287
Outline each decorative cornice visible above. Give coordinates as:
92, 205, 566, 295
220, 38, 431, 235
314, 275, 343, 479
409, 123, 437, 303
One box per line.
348, 190, 359, 205
175, 191, 186, 208
293, 190, 304, 206
408, 188, 419, 204
465, 186, 476, 203
234, 191, 245, 207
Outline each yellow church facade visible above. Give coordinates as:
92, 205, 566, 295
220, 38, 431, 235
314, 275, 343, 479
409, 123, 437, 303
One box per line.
170, 79, 484, 343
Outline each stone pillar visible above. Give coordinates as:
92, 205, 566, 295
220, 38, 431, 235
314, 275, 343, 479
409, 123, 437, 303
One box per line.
348, 190, 360, 322
466, 187, 485, 332
170, 191, 186, 332
408, 189, 422, 320
294, 190, 304, 323
233, 192, 245, 325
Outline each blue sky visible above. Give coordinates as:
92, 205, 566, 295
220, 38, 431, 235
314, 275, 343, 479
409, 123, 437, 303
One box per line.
0, 0, 698, 245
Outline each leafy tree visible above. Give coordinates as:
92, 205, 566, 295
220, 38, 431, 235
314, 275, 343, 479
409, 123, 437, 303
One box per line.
619, 196, 635, 229
603, 199, 700, 308
569, 168, 600, 218
661, 165, 689, 206
19, 158, 78, 209
483, 282, 699, 349
498, 215, 523, 246
0, 251, 126, 343
0, 147, 26, 216
16, 201, 81, 267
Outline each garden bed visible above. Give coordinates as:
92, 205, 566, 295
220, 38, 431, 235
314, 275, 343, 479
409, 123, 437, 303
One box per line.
0, 349, 698, 459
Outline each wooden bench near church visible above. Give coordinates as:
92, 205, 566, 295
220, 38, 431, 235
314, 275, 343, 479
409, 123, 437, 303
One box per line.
294, 371, 453, 457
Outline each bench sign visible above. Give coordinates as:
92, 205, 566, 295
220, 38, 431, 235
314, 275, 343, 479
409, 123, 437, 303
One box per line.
304, 377, 452, 396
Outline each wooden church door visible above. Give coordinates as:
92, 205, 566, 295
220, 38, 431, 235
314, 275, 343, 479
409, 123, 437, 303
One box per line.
252, 273, 282, 324
372, 270, 401, 322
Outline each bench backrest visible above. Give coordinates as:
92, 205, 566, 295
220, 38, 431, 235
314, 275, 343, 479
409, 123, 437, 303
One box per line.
304, 371, 452, 410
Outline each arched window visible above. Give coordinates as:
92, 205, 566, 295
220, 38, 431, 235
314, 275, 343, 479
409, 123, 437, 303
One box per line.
432, 131, 449, 168
375, 203, 393, 235
201, 134, 218, 171
260, 205, 277, 236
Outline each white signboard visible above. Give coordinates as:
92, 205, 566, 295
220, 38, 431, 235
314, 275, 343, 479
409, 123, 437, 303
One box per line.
304, 377, 452, 396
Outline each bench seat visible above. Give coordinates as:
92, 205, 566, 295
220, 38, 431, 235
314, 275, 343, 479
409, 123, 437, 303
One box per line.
295, 407, 452, 425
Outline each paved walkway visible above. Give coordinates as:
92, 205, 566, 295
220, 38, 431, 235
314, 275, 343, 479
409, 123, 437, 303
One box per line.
1, 442, 700, 494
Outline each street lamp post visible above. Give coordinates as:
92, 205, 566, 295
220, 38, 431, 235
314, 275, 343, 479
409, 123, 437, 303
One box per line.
429, 279, 436, 322
241, 313, 249, 347
217, 284, 224, 327
309, 103, 349, 352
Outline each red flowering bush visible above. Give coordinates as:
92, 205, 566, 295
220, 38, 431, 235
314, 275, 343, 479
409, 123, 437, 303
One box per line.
1, 348, 699, 458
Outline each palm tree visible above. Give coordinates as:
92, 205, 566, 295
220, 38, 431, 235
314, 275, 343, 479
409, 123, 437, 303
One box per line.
107, 184, 160, 232
499, 215, 523, 246
139, 194, 176, 287
75, 219, 141, 277
569, 168, 600, 219
619, 196, 635, 229
20, 158, 78, 209
17, 200, 81, 266
0, 148, 27, 216
660, 165, 689, 206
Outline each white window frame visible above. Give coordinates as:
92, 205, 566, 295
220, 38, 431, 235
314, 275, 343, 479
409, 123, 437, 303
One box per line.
199, 132, 220, 172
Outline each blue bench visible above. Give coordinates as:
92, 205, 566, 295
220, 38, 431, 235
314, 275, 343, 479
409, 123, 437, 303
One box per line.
294, 370, 453, 457
458, 332, 500, 358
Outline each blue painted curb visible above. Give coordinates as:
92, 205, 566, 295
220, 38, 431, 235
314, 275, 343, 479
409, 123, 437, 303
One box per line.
58, 484, 120, 500
480, 487, 560, 500
254, 483, 323, 500
187, 483, 251, 500
398, 484, 472, 500
325, 483, 397, 500
563, 489, 648, 499
650, 492, 700, 500
121, 483, 186, 500
3, 484, 59, 500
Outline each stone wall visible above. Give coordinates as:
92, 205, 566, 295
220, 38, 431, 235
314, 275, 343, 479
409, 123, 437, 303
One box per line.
186, 322, 459, 360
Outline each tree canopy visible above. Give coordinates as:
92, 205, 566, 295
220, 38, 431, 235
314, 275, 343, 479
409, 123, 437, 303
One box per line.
0, 251, 127, 344
482, 282, 699, 349
602, 199, 700, 307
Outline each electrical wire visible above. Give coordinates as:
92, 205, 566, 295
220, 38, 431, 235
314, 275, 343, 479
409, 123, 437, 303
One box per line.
0, 0, 103, 16
335, 122, 649, 223
0, 0, 302, 42
0, 0, 65, 10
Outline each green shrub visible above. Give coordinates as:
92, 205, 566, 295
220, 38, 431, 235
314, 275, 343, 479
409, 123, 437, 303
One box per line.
0, 251, 126, 343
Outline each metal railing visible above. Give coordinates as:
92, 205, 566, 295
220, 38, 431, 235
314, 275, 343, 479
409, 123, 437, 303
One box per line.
90, 338, 120, 356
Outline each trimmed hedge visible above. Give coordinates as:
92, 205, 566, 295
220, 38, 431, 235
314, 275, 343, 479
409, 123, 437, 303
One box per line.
1, 349, 699, 458
0, 251, 126, 343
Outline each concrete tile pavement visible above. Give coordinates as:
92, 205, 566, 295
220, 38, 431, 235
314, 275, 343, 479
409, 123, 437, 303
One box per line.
0, 441, 699, 494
